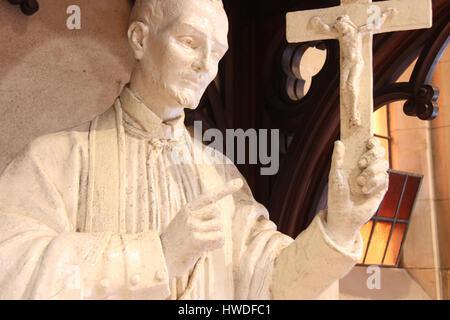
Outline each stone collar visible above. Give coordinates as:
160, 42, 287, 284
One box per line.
119, 86, 185, 141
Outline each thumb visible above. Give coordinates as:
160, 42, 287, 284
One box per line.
329, 141, 350, 201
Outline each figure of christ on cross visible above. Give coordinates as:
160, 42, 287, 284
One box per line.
311, 8, 398, 127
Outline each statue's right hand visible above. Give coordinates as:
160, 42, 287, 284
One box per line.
160, 179, 244, 279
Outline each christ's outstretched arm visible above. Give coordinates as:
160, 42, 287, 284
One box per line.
360, 7, 398, 33
310, 16, 336, 34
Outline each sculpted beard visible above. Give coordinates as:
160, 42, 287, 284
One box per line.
174, 86, 199, 109
149, 69, 202, 109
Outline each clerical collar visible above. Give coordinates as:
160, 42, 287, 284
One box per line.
119, 86, 186, 140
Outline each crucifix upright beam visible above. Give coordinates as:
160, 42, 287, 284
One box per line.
287, 0, 432, 194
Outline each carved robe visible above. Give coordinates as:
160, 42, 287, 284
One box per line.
0, 87, 362, 300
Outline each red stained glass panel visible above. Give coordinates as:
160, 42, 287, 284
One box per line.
397, 176, 421, 220
378, 172, 406, 218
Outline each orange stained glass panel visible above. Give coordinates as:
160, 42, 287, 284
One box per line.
378, 172, 406, 218
374, 106, 388, 137
358, 220, 374, 264
397, 176, 421, 220
364, 221, 392, 265
383, 223, 407, 266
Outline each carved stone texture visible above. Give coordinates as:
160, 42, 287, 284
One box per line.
7, 0, 39, 15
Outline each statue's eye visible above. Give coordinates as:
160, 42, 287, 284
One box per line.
178, 37, 195, 48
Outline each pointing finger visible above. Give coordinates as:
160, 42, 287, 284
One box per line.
191, 179, 244, 210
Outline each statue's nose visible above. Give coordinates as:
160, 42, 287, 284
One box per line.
192, 45, 212, 72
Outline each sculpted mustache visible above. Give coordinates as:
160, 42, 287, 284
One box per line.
181, 73, 207, 84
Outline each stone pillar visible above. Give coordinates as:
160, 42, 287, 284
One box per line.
430, 48, 450, 300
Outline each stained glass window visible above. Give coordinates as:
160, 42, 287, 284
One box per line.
358, 170, 423, 267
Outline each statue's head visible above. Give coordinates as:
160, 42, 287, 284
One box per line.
128, 0, 229, 110
335, 15, 356, 34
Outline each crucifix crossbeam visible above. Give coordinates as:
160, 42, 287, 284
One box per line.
286, 0, 432, 193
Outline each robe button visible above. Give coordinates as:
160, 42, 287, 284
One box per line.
100, 279, 110, 289
130, 274, 141, 286
154, 271, 165, 281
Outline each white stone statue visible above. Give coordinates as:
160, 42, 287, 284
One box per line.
0, 0, 388, 300
310, 8, 397, 127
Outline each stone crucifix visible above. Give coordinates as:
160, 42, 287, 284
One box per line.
287, 0, 432, 193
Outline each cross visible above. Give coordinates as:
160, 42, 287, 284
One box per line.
286, 0, 432, 194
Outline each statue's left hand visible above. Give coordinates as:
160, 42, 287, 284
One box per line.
325, 138, 389, 248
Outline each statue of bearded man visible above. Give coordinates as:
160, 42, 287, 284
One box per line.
0, 0, 388, 300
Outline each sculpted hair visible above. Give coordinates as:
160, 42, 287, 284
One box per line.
130, 0, 224, 32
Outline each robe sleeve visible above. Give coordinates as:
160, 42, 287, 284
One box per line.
0, 130, 169, 300
222, 163, 362, 300
271, 210, 363, 299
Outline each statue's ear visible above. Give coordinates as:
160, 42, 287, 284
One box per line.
128, 21, 149, 61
